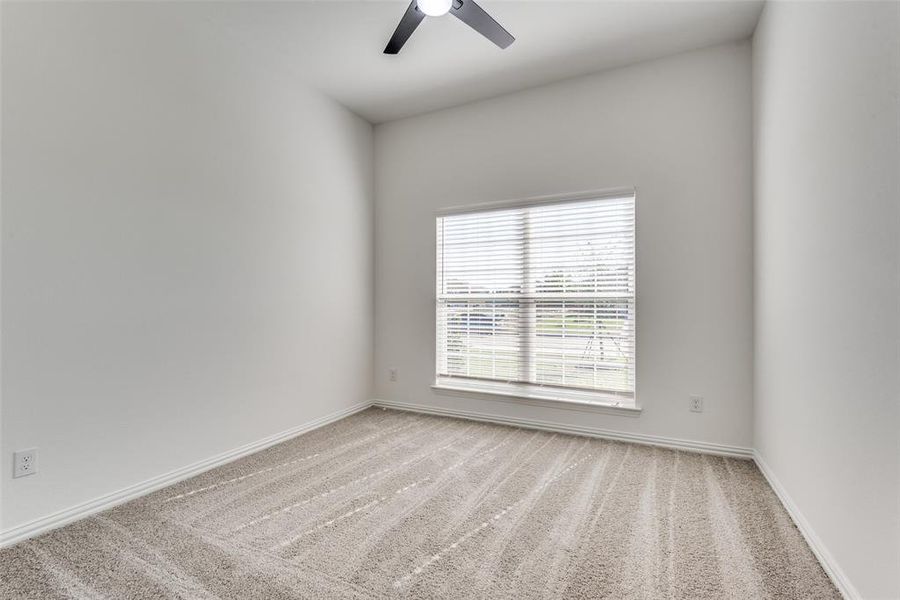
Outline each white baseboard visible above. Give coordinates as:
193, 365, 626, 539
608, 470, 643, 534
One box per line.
372, 398, 753, 459
0, 401, 373, 549
753, 451, 858, 600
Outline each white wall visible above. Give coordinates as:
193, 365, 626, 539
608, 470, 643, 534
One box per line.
374, 42, 754, 450
1, 3, 373, 530
753, 2, 900, 598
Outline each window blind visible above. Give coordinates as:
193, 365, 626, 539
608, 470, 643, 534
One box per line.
436, 193, 635, 404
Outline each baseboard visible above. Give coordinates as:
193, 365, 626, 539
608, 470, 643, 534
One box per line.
372, 398, 753, 459
753, 451, 859, 600
0, 400, 373, 549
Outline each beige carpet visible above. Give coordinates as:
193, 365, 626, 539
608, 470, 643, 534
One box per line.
1, 408, 839, 599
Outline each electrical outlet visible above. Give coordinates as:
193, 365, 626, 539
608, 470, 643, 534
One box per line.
689, 396, 704, 413
389, 369, 398, 382
14, 448, 38, 478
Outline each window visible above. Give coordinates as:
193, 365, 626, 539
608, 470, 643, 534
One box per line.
435, 191, 636, 407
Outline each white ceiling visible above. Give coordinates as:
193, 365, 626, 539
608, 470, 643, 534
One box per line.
196, 1, 764, 123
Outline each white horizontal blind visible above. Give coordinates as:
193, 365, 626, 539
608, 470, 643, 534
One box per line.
436, 194, 635, 400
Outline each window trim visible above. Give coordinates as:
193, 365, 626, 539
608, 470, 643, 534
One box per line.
435, 186, 636, 217
431, 380, 641, 417
434, 187, 638, 412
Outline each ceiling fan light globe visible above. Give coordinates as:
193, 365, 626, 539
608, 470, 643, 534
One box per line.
417, 0, 452, 17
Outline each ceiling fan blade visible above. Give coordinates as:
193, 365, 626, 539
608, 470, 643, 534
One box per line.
384, 1, 426, 54
449, 0, 514, 49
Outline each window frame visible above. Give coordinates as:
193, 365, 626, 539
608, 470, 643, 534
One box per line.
433, 188, 639, 414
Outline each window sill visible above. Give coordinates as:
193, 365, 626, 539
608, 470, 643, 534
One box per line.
431, 382, 642, 417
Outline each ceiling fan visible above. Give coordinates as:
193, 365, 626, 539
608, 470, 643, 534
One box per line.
384, 0, 515, 54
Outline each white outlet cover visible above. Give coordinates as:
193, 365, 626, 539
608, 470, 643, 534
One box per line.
13, 448, 38, 478
689, 396, 704, 413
